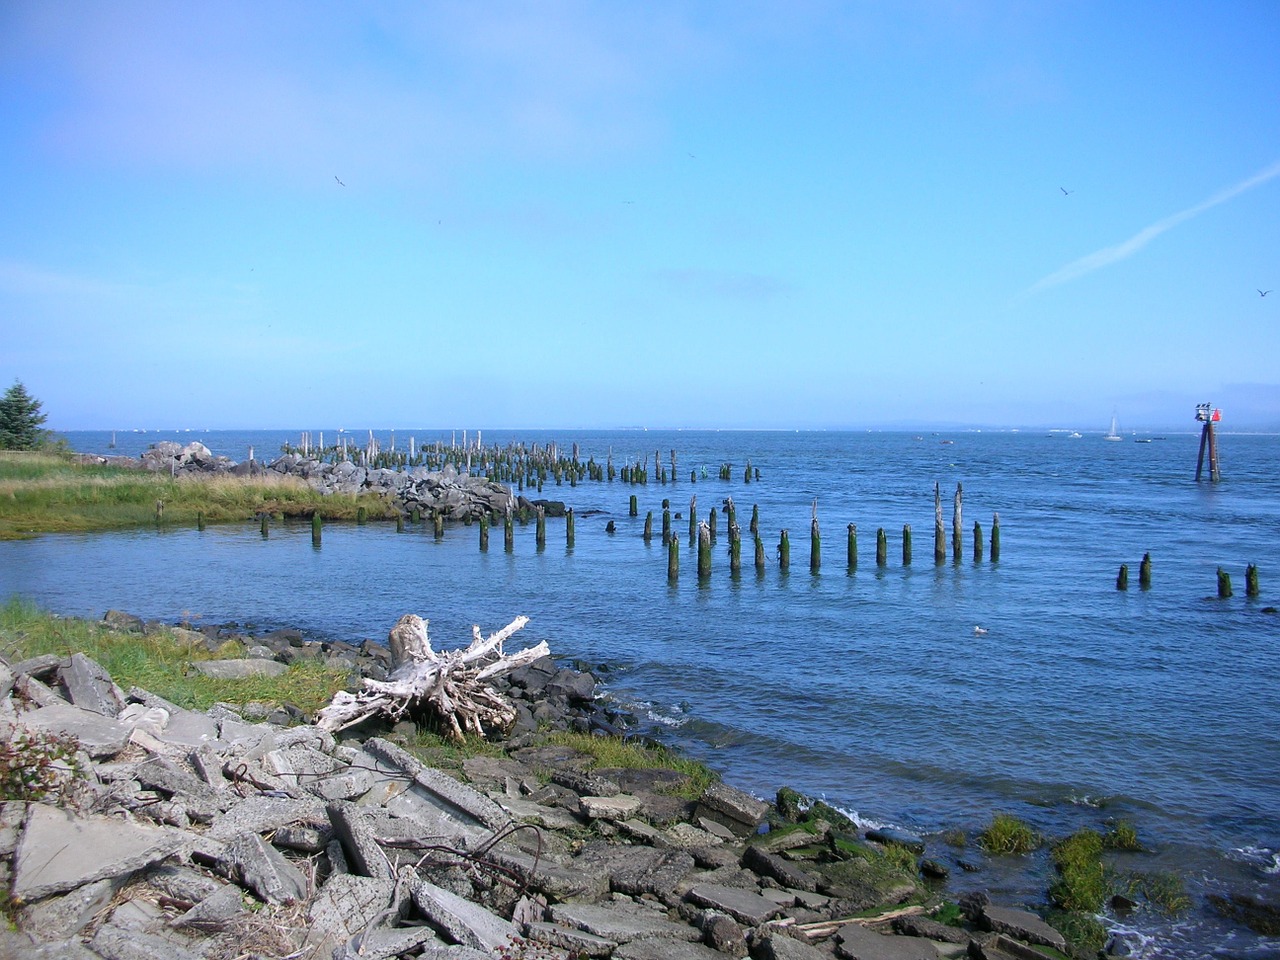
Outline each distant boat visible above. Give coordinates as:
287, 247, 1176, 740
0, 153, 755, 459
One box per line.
1104, 413, 1124, 441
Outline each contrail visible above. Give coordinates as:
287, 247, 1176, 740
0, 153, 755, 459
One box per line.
1027, 159, 1280, 295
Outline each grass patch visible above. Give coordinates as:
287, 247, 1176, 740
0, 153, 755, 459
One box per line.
546, 731, 718, 799
978, 813, 1041, 855
1047, 909, 1108, 959
0, 598, 350, 715
1103, 819, 1142, 851
1115, 870, 1192, 917
1049, 829, 1106, 912
0, 452, 394, 538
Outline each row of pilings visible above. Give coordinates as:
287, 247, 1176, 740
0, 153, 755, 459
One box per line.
1116, 552, 1261, 597
278, 436, 759, 493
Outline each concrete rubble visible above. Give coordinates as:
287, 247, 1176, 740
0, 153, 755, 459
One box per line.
0, 632, 1083, 960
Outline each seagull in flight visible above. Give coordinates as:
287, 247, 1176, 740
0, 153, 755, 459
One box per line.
1060, 187, 1073, 196
1259, 289, 1271, 297
334, 176, 345, 187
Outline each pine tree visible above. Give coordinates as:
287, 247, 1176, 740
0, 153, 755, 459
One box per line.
0, 380, 50, 450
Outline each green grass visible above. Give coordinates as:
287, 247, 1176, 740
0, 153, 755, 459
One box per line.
546, 730, 719, 799
977, 813, 1041, 855
0, 598, 351, 715
1049, 829, 1107, 912
0, 452, 395, 538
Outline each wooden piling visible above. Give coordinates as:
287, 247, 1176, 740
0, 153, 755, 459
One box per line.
668, 527, 679, 581
810, 501, 820, 573
972, 521, 982, 562
709, 506, 718, 542
566, 508, 575, 548
504, 507, 514, 552
730, 523, 742, 574
755, 535, 766, 573
411, 507, 421, 524
778, 529, 790, 571
357, 506, 367, 525
1246, 564, 1259, 597
434, 512, 444, 539
662, 499, 671, 544
260, 514, 269, 538
903, 524, 912, 566
847, 523, 857, 570
952, 483, 963, 562
991, 513, 1000, 562
311, 513, 321, 546
479, 514, 489, 551
698, 522, 713, 578
876, 528, 887, 567
750, 504, 759, 536
155, 500, 165, 524
744, 460, 752, 484
934, 483, 945, 565
1139, 552, 1151, 590
1217, 567, 1233, 598
725, 497, 736, 532
629, 494, 638, 517
535, 505, 546, 548
1117, 564, 1129, 590
396, 514, 404, 533
196, 511, 205, 532
689, 495, 697, 544
643, 511, 653, 543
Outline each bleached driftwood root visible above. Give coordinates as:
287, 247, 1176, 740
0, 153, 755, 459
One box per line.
315, 614, 549, 740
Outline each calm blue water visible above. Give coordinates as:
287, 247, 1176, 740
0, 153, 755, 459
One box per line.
6, 427, 1280, 957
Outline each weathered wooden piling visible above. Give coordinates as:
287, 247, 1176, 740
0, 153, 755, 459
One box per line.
433, 512, 444, 539
744, 460, 752, 484
990, 513, 1000, 562
311, 513, 321, 546
566, 508, 575, 548
411, 507, 421, 524
196, 511, 205, 532
903, 524, 912, 566
755, 535, 766, 573
810, 501, 820, 573
396, 514, 404, 533
730, 523, 742, 574
629, 494, 638, 517
689, 495, 697, 544
155, 500, 164, 524
876, 528, 887, 567
667, 527, 679, 581
357, 506, 367, 525
479, 514, 489, 551
750, 504, 759, 536
847, 523, 857, 570
778, 530, 790, 571
952, 483, 963, 562
1139, 552, 1152, 590
690, 470, 697, 483
260, 514, 269, 538
934, 483, 945, 565
535, 505, 546, 548
972, 521, 982, 562
709, 506, 718, 541
504, 507, 514, 552
643, 511, 653, 543
662, 499, 671, 544
1217, 567, 1233, 598
1246, 564, 1259, 597
725, 497, 736, 532
698, 521, 713, 578
1117, 564, 1129, 590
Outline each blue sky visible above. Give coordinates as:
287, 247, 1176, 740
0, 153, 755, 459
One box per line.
2, 2, 1278, 431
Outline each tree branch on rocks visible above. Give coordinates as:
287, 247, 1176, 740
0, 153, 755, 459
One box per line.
315, 615, 548, 740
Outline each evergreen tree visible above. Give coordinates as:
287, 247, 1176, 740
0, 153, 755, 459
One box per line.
0, 380, 50, 450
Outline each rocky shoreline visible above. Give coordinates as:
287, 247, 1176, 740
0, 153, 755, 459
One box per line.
0, 610, 1080, 960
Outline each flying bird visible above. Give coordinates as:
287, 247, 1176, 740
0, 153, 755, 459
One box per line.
334, 176, 345, 187
1259, 289, 1271, 297
1060, 187, 1073, 196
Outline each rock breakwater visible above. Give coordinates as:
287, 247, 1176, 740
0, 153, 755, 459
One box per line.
0, 610, 1079, 960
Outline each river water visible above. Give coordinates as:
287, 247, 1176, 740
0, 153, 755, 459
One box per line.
4, 427, 1279, 957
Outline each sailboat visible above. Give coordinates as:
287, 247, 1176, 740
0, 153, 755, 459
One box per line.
1104, 411, 1124, 441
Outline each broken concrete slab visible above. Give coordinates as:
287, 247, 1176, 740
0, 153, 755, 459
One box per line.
89, 922, 204, 960
206, 794, 326, 842
12, 803, 188, 902
15, 702, 133, 758
189, 659, 288, 679
752, 931, 833, 960
696, 781, 768, 835
18, 876, 125, 942
412, 878, 517, 952
611, 937, 731, 960
488, 846, 611, 902
548, 902, 703, 943
980, 905, 1068, 953
523, 921, 618, 957
170, 883, 249, 931
327, 800, 395, 880
684, 882, 784, 926
742, 844, 819, 892
580, 794, 643, 821
360, 738, 512, 831
59, 652, 124, 717
216, 831, 309, 904
304, 873, 400, 957
835, 922, 941, 960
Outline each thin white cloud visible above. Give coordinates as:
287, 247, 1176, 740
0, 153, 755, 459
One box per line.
1027, 159, 1280, 294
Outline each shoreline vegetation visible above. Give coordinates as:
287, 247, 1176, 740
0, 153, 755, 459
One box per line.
0, 599, 1200, 959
